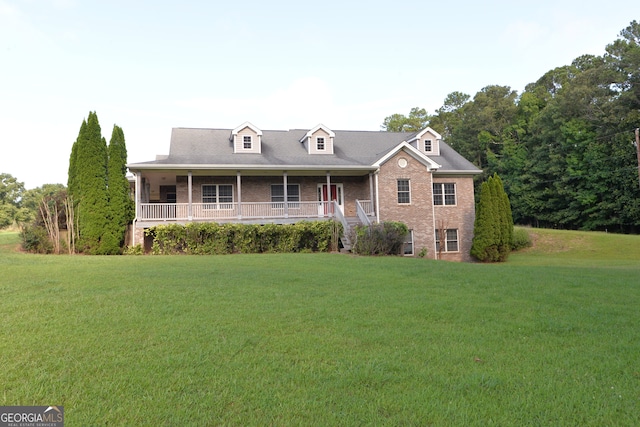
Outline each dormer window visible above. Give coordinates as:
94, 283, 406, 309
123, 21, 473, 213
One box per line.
407, 127, 441, 155
231, 122, 262, 154
300, 124, 335, 154
243, 135, 252, 150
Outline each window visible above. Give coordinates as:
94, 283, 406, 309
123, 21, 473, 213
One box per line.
243, 135, 252, 149
316, 137, 325, 150
424, 139, 432, 152
435, 229, 459, 252
397, 179, 410, 204
433, 183, 456, 205
271, 184, 300, 204
202, 184, 233, 208
403, 230, 414, 256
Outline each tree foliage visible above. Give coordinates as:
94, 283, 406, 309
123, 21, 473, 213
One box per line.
381, 107, 430, 132
0, 173, 29, 228
67, 112, 131, 254
103, 125, 134, 253
471, 174, 513, 262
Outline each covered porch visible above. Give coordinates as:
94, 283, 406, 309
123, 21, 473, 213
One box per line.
129, 168, 379, 245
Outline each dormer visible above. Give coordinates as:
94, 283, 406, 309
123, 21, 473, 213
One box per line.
299, 124, 335, 155
231, 122, 262, 154
408, 127, 442, 156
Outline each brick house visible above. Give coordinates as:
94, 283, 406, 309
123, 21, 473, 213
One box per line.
127, 122, 481, 261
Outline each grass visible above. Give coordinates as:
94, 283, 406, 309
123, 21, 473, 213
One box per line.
1, 229, 640, 425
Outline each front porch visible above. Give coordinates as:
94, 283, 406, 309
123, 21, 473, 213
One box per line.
138, 200, 375, 222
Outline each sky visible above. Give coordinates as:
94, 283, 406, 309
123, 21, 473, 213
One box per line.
0, 0, 637, 189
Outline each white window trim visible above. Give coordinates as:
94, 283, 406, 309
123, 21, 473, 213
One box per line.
397, 179, 411, 205
316, 137, 325, 151
424, 139, 432, 152
435, 229, 459, 253
242, 135, 252, 150
270, 184, 301, 202
202, 184, 234, 208
433, 182, 457, 206
403, 230, 414, 256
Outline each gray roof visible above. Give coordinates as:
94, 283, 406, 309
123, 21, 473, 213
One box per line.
127, 127, 481, 174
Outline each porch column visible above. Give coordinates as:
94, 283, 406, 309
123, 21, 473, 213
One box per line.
326, 172, 332, 216
188, 171, 193, 220
134, 172, 141, 220
237, 172, 242, 219
282, 172, 289, 218
374, 171, 380, 223
369, 172, 375, 213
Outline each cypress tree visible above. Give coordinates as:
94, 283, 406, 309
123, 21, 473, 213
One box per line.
74, 111, 109, 254
101, 125, 133, 253
67, 120, 84, 199
471, 173, 514, 262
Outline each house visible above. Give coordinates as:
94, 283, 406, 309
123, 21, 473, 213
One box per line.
126, 122, 482, 261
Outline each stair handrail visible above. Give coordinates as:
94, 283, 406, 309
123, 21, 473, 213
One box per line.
355, 199, 372, 226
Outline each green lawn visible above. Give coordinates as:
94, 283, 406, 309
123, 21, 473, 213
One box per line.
1, 230, 639, 425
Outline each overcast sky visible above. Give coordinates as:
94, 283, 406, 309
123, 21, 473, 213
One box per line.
0, 0, 636, 188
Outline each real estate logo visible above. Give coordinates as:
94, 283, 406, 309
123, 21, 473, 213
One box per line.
0, 406, 63, 427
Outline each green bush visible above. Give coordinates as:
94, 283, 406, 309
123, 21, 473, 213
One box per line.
352, 221, 408, 256
511, 227, 533, 251
20, 224, 53, 254
146, 221, 340, 255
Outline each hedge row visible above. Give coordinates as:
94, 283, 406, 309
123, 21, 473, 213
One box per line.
146, 221, 341, 255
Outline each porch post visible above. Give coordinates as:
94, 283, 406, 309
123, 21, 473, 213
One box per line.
374, 171, 380, 223
369, 172, 374, 213
283, 172, 289, 218
326, 172, 332, 216
188, 171, 193, 220
237, 171, 242, 219
135, 172, 141, 220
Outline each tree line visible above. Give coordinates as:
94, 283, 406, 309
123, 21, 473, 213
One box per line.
384, 21, 640, 232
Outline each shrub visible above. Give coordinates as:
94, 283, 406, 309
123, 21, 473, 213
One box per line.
352, 221, 408, 256
20, 224, 53, 254
123, 244, 144, 255
511, 227, 533, 251
146, 221, 340, 255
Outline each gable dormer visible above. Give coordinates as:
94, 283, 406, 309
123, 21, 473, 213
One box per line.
408, 127, 442, 156
299, 124, 335, 155
231, 122, 262, 154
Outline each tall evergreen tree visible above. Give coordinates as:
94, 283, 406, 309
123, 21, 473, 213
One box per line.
471, 174, 513, 262
73, 111, 110, 254
101, 125, 133, 253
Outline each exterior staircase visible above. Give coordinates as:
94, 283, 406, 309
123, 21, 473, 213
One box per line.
339, 216, 362, 251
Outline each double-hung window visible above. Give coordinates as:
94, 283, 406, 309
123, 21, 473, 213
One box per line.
316, 137, 325, 151
397, 179, 411, 204
433, 183, 456, 205
243, 135, 252, 150
403, 230, 414, 256
424, 139, 432, 152
435, 229, 459, 252
202, 184, 233, 209
271, 184, 300, 208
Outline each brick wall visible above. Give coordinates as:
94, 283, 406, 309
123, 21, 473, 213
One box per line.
377, 150, 476, 261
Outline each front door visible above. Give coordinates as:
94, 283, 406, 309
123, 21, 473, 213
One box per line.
318, 184, 344, 216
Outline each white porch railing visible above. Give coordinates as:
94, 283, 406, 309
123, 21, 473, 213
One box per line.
355, 199, 373, 226
138, 201, 334, 221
